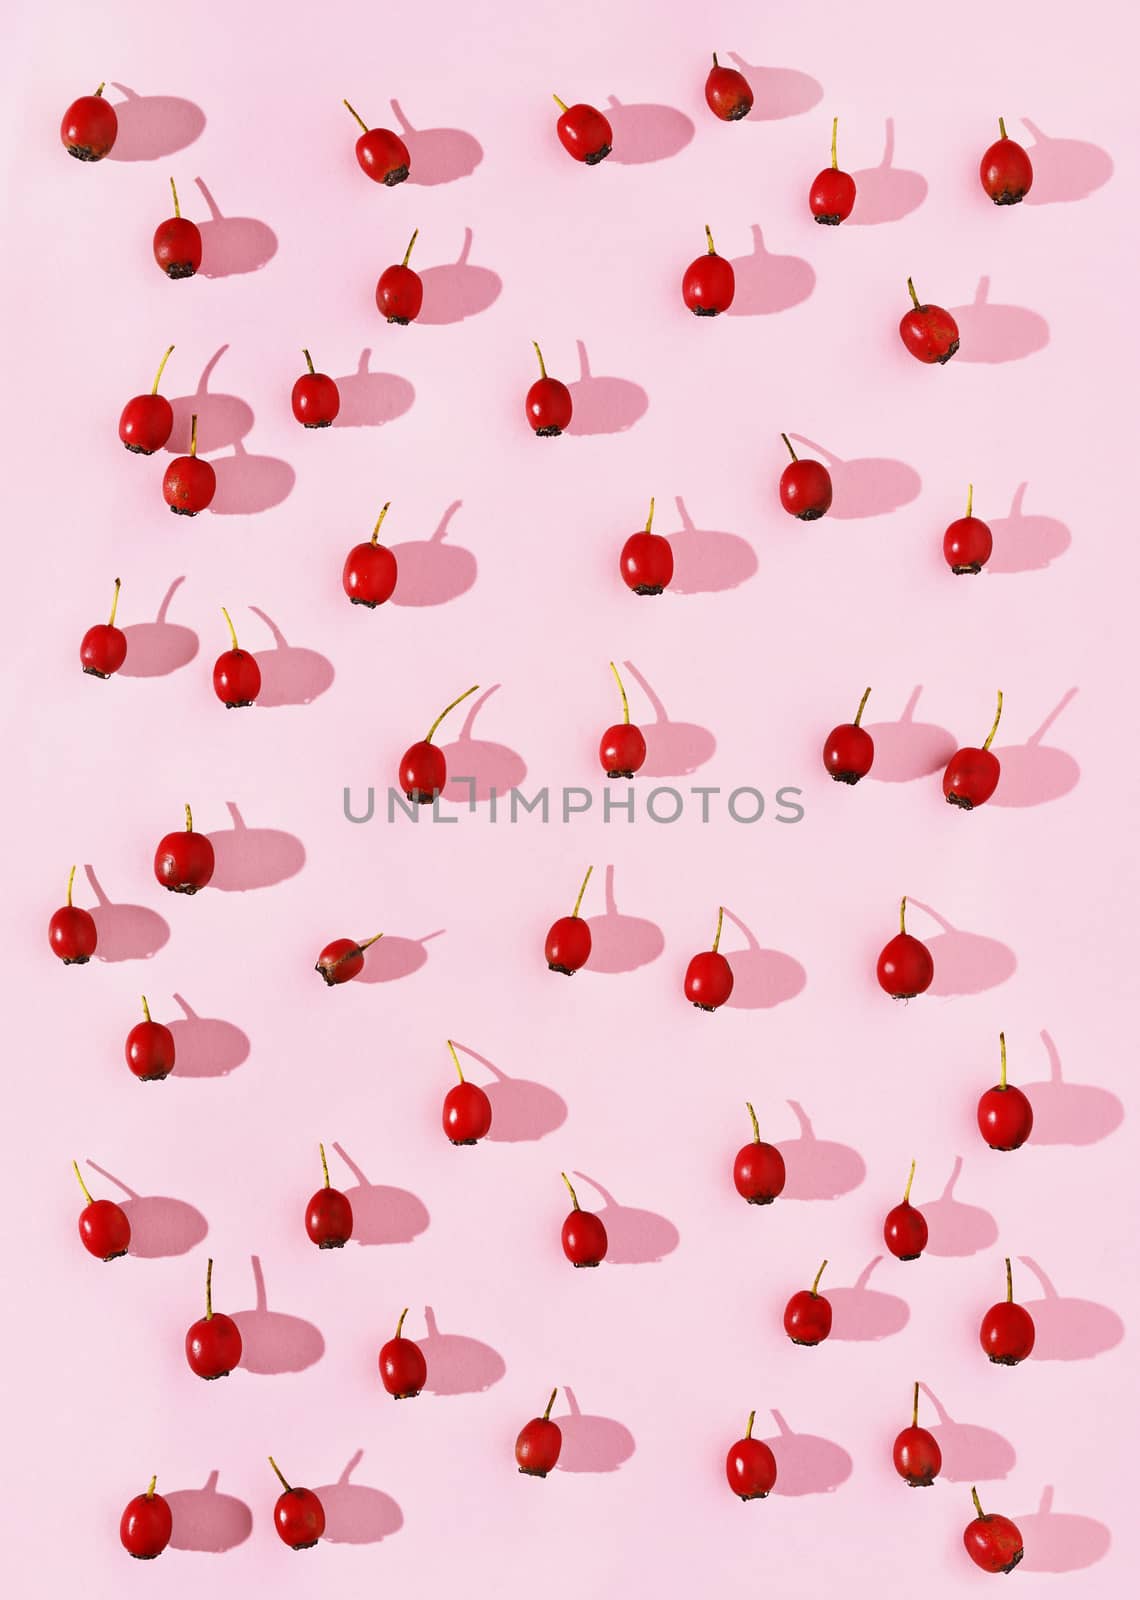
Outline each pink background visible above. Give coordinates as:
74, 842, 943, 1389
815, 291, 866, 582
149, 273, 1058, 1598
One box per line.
2, 0, 1136, 1592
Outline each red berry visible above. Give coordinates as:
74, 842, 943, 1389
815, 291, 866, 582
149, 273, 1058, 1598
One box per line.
212, 607, 261, 709
784, 1260, 832, 1345
125, 995, 175, 1082
315, 933, 382, 985
899, 277, 960, 364
943, 483, 993, 573
979, 118, 1033, 205
526, 341, 573, 436
809, 118, 857, 223
153, 179, 202, 278
893, 1384, 942, 1487
268, 1458, 325, 1550
442, 1041, 493, 1144
876, 897, 934, 999
725, 1410, 777, 1499
305, 1143, 354, 1247
291, 349, 340, 427
343, 502, 399, 607
49, 865, 98, 965
684, 906, 735, 1012
733, 1102, 786, 1204
963, 1487, 1024, 1573
883, 1161, 928, 1260
682, 225, 735, 316
598, 661, 646, 778
376, 229, 424, 323
154, 803, 215, 895
560, 1172, 607, 1267
344, 99, 410, 184
185, 1257, 242, 1379
120, 1477, 173, 1559
162, 412, 216, 515
545, 866, 594, 974
704, 53, 753, 121
81, 577, 127, 678
73, 1160, 130, 1260
977, 1031, 1034, 1150
944, 691, 1003, 810
620, 497, 674, 595
61, 84, 118, 161
779, 433, 833, 520
822, 686, 874, 783
979, 1257, 1036, 1366
553, 95, 612, 164
119, 345, 176, 454
399, 683, 479, 803
516, 1389, 563, 1476
379, 1307, 427, 1397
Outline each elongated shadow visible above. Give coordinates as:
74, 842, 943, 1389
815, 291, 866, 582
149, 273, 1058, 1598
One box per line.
761, 1410, 852, 1495
720, 906, 806, 1010
419, 1306, 506, 1394
119, 576, 199, 677
449, 1041, 567, 1142
166, 1471, 253, 1552
846, 118, 928, 224
667, 496, 757, 593
863, 687, 956, 783
920, 1156, 998, 1257
354, 929, 444, 984
165, 345, 253, 455
205, 802, 305, 891
248, 607, 335, 706
789, 434, 920, 520
949, 276, 1050, 364
85, 865, 169, 962
330, 1144, 429, 1246
332, 349, 415, 429
106, 84, 206, 161
907, 900, 1017, 996
1021, 118, 1114, 205
440, 685, 526, 802
388, 499, 477, 607
726, 56, 823, 121
571, 1171, 679, 1264
603, 96, 693, 163
585, 864, 665, 974
1017, 1258, 1125, 1361
919, 1385, 1016, 1482
621, 660, 715, 777
989, 690, 1080, 807
1014, 1486, 1111, 1571
314, 1451, 403, 1544
210, 439, 295, 516
556, 1387, 635, 1473
728, 225, 814, 315
167, 993, 250, 1078
986, 483, 1071, 573
86, 1162, 207, 1257
416, 229, 501, 324
828, 1258, 909, 1341
1019, 1029, 1123, 1145
390, 100, 483, 186
776, 1101, 866, 1200
232, 1255, 325, 1374
194, 178, 277, 277
566, 340, 647, 435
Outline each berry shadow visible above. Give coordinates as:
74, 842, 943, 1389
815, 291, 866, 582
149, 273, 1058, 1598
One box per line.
1017, 1257, 1125, 1361
332, 349, 415, 429
1014, 1487, 1111, 1572
667, 495, 757, 593
118, 576, 199, 678
313, 1451, 403, 1545
419, 1305, 506, 1394
570, 1171, 679, 1265
248, 607, 335, 706
193, 178, 277, 277
788, 434, 921, 520
727, 225, 814, 316
165, 1471, 253, 1553
555, 1387, 636, 1473
622, 659, 716, 777
330, 1144, 430, 1246
760, 1410, 852, 1496
907, 900, 1018, 997
775, 1100, 867, 1200
1019, 1029, 1123, 1146
863, 687, 956, 783
827, 1258, 909, 1341
105, 84, 206, 161
232, 1254, 325, 1374
726, 55, 823, 121
440, 685, 527, 802
205, 802, 306, 892
388, 500, 477, 607
948, 276, 1050, 364
416, 229, 501, 324
165, 345, 254, 456
448, 1041, 567, 1142
601, 96, 694, 164
390, 100, 483, 186
353, 929, 444, 985
210, 440, 296, 516
989, 689, 1080, 807
167, 992, 250, 1078
918, 1385, 1016, 1482
1021, 118, 1114, 205
85, 865, 170, 962
584, 864, 666, 974
720, 907, 807, 1011
919, 1156, 998, 1257
86, 1162, 207, 1258
986, 483, 1071, 574
566, 340, 648, 435
845, 118, 928, 225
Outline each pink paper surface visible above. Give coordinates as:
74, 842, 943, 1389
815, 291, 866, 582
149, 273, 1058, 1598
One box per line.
2, 0, 1135, 1592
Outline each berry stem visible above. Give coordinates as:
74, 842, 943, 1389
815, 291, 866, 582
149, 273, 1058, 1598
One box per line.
447, 1039, 464, 1082
609, 660, 631, 724
189, 413, 199, 457
999, 117, 1008, 140
811, 1259, 828, 1296
543, 1387, 558, 1419
205, 1256, 214, 1319
302, 348, 316, 375
532, 340, 548, 379
831, 115, 838, 169
571, 865, 593, 918
899, 896, 908, 934
711, 905, 725, 954
221, 606, 239, 652
146, 1475, 157, 1499
645, 496, 655, 533
395, 1307, 409, 1339
966, 483, 974, 518
712, 52, 719, 67
358, 933, 384, 950
151, 345, 175, 394
999, 1031, 1007, 1090
95, 84, 106, 97
982, 690, 1003, 750
141, 995, 151, 1022
704, 223, 716, 255
319, 1142, 330, 1188
268, 1456, 292, 1493
1005, 1256, 1013, 1303
745, 1409, 756, 1438
906, 277, 920, 310
903, 1159, 916, 1203
781, 432, 798, 463
343, 99, 369, 133
184, 803, 194, 833
972, 1485, 985, 1519
169, 177, 180, 219
746, 1100, 760, 1143
425, 684, 479, 743
66, 863, 78, 906
552, 95, 568, 113
912, 1381, 919, 1427
108, 577, 121, 627
853, 686, 872, 727
72, 1159, 94, 1206
402, 229, 419, 268
370, 503, 391, 546
561, 1171, 581, 1211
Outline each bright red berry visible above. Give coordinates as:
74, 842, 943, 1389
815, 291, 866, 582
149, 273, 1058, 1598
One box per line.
977, 1031, 1034, 1150
822, 686, 874, 784
943, 482, 993, 573
119, 345, 176, 454
682, 225, 735, 316
944, 691, 1003, 809
883, 1161, 928, 1260
379, 1307, 427, 1397
343, 501, 399, 607
213, 607, 261, 709
779, 433, 833, 520
120, 1476, 172, 1559
620, 496, 674, 595
979, 118, 1033, 206
526, 341, 573, 436
545, 866, 594, 975
704, 53, 753, 121
291, 348, 340, 427
979, 1257, 1036, 1366
306, 1143, 354, 1247
81, 577, 127, 678
809, 117, 857, 223
442, 1040, 493, 1144
560, 1172, 607, 1267
61, 83, 117, 161
684, 905, 735, 1011
315, 932, 383, 986
733, 1101, 786, 1205
73, 1160, 130, 1260
400, 683, 479, 803
376, 229, 424, 324
516, 1388, 562, 1476
963, 1486, 1024, 1573
876, 897, 934, 999
784, 1259, 832, 1345
154, 803, 215, 895
598, 661, 646, 778
185, 1257, 242, 1379
153, 178, 202, 278
343, 98, 410, 184
725, 1409, 777, 1500
893, 1383, 942, 1487
268, 1457, 325, 1550
49, 865, 98, 965
899, 277, 960, 364
162, 413, 216, 515
553, 94, 612, 164
125, 995, 175, 1082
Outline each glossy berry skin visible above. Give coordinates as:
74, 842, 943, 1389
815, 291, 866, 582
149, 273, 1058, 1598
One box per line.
964, 1507, 1024, 1573
81, 623, 127, 679
893, 1425, 942, 1487
980, 1299, 1035, 1366
125, 1016, 175, 1082
443, 1081, 493, 1144
810, 168, 856, 224
734, 1140, 786, 1205
980, 131, 1033, 206
555, 101, 613, 165
343, 541, 397, 606
306, 1186, 354, 1248
353, 126, 410, 185
274, 1487, 326, 1550
684, 951, 734, 1012
944, 747, 1000, 809
598, 723, 646, 779
823, 723, 873, 784
213, 648, 262, 709
977, 1084, 1034, 1151
376, 263, 423, 325
154, 816, 215, 895
516, 1415, 562, 1476
682, 238, 735, 316
79, 1198, 131, 1261
780, 458, 833, 520
545, 914, 591, 975
400, 740, 447, 804
620, 530, 674, 595
163, 454, 216, 516
784, 1287, 832, 1346
61, 90, 118, 161
899, 295, 960, 365
526, 375, 573, 437
726, 1433, 777, 1500
944, 515, 993, 574
561, 1206, 607, 1268
877, 902, 935, 999
120, 1486, 173, 1559
119, 395, 173, 455
704, 57, 753, 121
884, 1200, 928, 1261
49, 904, 98, 965
291, 372, 340, 428
185, 1311, 242, 1379
315, 938, 369, 985
379, 1332, 427, 1398
154, 216, 202, 279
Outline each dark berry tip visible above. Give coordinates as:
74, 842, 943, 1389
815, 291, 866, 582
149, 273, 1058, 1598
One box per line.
584, 144, 612, 165
386, 315, 410, 326
690, 305, 721, 317
169, 505, 199, 516
122, 442, 153, 454
289, 1538, 319, 1551
726, 103, 751, 121
102, 1248, 128, 1261
830, 770, 862, 785
383, 166, 410, 186
632, 584, 664, 595
223, 699, 255, 710
318, 1237, 347, 1249
993, 191, 1026, 206
814, 213, 842, 225
448, 1137, 479, 1146
164, 262, 197, 280
988, 1353, 1022, 1366
533, 425, 563, 437
951, 563, 983, 575
747, 1195, 775, 1205
572, 1260, 601, 1268
692, 1001, 719, 1013
315, 964, 337, 986
405, 790, 437, 805
937, 339, 960, 364
129, 1551, 161, 1560
605, 768, 634, 779
303, 419, 332, 428
518, 1467, 549, 1478
796, 507, 825, 521
67, 145, 102, 161
82, 666, 111, 679
349, 596, 381, 607
945, 793, 975, 810
739, 1489, 769, 1500
61, 954, 91, 966
547, 963, 577, 976
1003, 1551, 1024, 1573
